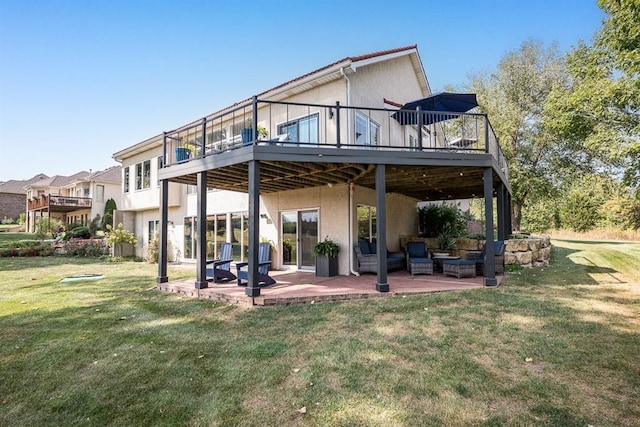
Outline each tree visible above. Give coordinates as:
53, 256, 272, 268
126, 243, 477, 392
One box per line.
468, 40, 570, 230
103, 198, 117, 230
545, 0, 640, 188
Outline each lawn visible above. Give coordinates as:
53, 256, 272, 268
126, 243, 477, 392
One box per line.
0, 239, 638, 426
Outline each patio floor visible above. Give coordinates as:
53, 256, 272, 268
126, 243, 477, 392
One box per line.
158, 269, 502, 307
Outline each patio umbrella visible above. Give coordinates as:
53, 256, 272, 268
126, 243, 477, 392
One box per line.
392, 92, 479, 125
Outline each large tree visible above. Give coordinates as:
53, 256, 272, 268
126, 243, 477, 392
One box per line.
545, 0, 640, 187
468, 40, 571, 230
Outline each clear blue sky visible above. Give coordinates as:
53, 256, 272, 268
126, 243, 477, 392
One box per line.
0, 0, 604, 181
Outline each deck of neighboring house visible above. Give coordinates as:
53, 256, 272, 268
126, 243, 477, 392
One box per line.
158, 269, 501, 307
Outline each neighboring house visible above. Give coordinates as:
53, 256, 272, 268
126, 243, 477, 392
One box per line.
25, 167, 122, 232
113, 45, 512, 293
0, 174, 49, 221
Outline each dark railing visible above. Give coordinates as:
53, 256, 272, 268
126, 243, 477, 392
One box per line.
28, 195, 92, 210
162, 98, 508, 179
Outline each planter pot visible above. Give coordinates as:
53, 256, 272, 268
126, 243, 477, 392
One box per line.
316, 255, 338, 277
175, 147, 191, 162
241, 128, 253, 145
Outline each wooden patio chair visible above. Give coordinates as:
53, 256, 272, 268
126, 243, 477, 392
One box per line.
236, 242, 276, 287
206, 242, 237, 283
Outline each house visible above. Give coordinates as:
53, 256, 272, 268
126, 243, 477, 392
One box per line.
25, 167, 122, 232
0, 174, 49, 222
112, 45, 512, 294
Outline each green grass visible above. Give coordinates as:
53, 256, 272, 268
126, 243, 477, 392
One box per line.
1, 239, 639, 426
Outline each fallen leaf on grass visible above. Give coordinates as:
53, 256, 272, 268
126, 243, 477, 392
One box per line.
297, 407, 307, 414
525, 357, 533, 362
293, 368, 300, 373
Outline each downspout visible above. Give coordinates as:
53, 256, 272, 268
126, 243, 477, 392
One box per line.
341, 66, 360, 276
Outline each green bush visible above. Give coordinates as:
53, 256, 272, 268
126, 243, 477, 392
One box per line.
418, 203, 467, 237
63, 239, 108, 257
0, 244, 54, 257
64, 226, 91, 240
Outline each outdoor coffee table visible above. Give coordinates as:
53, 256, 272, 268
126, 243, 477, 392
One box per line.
431, 254, 460, 273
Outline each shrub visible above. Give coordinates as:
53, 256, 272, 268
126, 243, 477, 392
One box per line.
64, 226, 91, 240
418, 203, 467, 237
0, 243, 54, 257
105, 223, 138, 246
63, 239, 109, 257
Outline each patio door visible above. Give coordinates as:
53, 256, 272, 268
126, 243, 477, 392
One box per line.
281, 209, 318, 271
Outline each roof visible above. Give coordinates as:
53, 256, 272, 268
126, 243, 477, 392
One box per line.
25, 171, 89, 190
0, 173, 49, 194
113, 45, 429, 161
85, 166, 121, 183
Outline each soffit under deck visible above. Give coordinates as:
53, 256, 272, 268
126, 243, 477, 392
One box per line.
167, 160, 499, 202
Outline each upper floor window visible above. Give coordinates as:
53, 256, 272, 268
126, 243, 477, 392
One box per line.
157, 156, 164, 186
96, 185, 104, 203
135, 160, 151, 190
124, 167, 130, 193
355, 111, 380, 146
278, 113, 318, 143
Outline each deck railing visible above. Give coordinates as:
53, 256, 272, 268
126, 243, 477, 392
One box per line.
28, 195, 92, 210
162, 98, 508, 179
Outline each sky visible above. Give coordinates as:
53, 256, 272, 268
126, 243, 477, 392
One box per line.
0, 0, 605, 182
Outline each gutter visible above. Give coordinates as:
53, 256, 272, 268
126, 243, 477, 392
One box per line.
341, 66, 360, 276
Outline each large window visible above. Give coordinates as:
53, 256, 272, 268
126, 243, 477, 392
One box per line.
357, 204, 377, 241
135, 160, 152, 190
355, 111, 380, 146
183, 212, 246, 261
278, 113, 318, 143
123, 167, 130, 193
96, 185, 104, 203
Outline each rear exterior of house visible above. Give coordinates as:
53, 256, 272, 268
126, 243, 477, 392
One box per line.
25, 167, 122, 232
113, 45, 512, 294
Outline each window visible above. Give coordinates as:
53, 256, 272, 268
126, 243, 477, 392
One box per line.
135, 160, 151, 190
355, 111, 380, 146
148, 220, 159, 244
183, 212, 246, 261
278, 113, 318, 143
143, 160, 151, 188
123, 167, 130, 193
157, 156, 163, 185
135, 163, 142, 190
357, 204, 377, 241
96, 185, 104, 203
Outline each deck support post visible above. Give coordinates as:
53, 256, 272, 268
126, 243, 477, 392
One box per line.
157, 179, 169, 284
195, 171, 208, 289
375, 164, 389, 292
246, 160, 261, 297
483, 167, 497, 287
506, 192, 513, 236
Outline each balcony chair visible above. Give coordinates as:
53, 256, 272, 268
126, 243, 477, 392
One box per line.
465, 240, 506, 275
206, 242, 237, 283
405, 241, 434, 276
236, 242, 276, 287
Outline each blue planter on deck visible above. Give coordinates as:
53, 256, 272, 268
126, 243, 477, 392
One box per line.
175, 147, 191, 162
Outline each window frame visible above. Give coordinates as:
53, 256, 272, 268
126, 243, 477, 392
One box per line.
277, 113, 319, 144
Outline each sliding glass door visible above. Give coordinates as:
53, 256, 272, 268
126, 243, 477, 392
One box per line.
281, 209, 319, 270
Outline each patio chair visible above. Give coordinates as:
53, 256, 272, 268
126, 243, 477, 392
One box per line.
236, 242, 276, 287
465, 240, 505, 275
206, 242, 237, 283
354, 240, 405, 274
405, 241, 433, 276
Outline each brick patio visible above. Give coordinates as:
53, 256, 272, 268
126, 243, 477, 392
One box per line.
158, 269, 502, 307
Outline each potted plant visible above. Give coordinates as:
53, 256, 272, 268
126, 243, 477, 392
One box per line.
313, 236, 340, 277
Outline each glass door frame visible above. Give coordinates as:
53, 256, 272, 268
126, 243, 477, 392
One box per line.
279, 208, 319, 271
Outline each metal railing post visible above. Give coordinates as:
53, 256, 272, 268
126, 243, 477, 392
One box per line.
417, 106, 423, 150
162, 132, 167, 166
335, 101, 341, 148
484, 114, 490, 153
201, 117, 206, 157
252, 95, 258, 143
